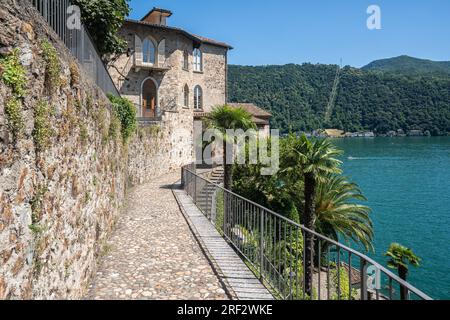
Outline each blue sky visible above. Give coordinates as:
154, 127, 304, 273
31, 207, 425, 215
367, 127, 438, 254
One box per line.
129, 0, 450, 67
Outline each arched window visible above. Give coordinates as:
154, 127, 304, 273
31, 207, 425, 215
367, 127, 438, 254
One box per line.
194, 85, 203, 110
142, 38, 156, 64
193, 48, 203, 72
183, 51, 189, 70
183, 84, 189, 108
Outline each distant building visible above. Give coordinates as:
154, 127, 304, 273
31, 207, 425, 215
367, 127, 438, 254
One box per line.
227, 103, 272, 137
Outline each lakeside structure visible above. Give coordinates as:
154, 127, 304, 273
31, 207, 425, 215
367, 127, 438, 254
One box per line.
108, 7, 272, 160
308, 128, 430, 139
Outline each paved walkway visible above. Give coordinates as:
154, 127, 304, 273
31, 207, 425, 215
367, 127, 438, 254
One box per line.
88, 172, 229, 300
173, 188, 273, 300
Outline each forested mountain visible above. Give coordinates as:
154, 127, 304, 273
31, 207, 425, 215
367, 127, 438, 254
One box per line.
362, 55, 450, 77
228, 62, 450, 135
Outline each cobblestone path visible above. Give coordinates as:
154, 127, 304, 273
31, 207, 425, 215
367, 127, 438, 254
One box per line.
88, 172, 229, 300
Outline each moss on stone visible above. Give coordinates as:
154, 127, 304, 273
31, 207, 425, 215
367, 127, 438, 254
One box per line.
33, 100, 54, 152
69, 61, 80, 86
4, 97, 24, 141
40, 39, 61, 92
108, 111, 121, 141
79, 122, 88, 146
0, 49, 27, 97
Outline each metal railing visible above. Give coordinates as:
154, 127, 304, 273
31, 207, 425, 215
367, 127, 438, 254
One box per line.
30, 0, 120, 96
181, 165, 433, 301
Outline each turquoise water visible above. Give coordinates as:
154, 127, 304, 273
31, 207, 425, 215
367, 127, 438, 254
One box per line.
332, 137, 450, 300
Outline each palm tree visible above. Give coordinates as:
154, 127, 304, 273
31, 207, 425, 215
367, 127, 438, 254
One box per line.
207, 105, 255, 190
385, 243, 421, 300
314, 174, 374, 252
287, 134, 343, 297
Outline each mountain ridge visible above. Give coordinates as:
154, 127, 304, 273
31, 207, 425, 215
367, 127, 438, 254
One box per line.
228, 59, 450, 135
362, 55, 450, 76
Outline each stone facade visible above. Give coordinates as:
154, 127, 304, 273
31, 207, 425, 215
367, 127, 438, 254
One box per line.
0, 0, 192, 299
109, 16, 230, 115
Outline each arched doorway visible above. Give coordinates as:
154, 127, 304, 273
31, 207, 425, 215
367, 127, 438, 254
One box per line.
141, 78, 158, 118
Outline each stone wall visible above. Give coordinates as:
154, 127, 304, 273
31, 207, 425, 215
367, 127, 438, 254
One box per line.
109, 21, 228, 114
0, 0, 192, 299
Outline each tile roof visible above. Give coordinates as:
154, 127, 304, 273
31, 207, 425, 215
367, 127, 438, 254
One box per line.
124, 19, 233, 49
227, 103, 272, 118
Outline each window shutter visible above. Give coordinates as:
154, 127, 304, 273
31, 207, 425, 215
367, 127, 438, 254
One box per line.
158, 39, 166, 67
134, 35, 143, 66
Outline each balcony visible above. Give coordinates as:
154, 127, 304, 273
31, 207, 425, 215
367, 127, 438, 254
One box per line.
134, 61, 171, 73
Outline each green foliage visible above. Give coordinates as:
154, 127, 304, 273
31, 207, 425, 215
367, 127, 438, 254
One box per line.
215, 189, 224, 233
228, 64, 450, 135
283, 134, 343, 184
72, 0, 130, 59
314, 174, 373, 252
29, 184, 48, 235
79, 122, 89, 145
208, 104, 256, 190
4, 97, 24, 140
330, 265, 358, 300
233, 135, 374, 251
40, 39, 61, 92
0, 49, 27, 97
1, 49, 27, 141
108, 111, 121, 141
207, 105, 256, 138
107, 94, 137, 142
362, 55, 450, 77
385, 243, 421, 271
33, 100, 54, 152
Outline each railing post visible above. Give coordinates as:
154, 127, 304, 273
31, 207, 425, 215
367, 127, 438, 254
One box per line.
194, 174, 197, 204
181, 166, 185, 188
360, 258, 368, 300
260, 209, 264, 281
223, 192, 227, 236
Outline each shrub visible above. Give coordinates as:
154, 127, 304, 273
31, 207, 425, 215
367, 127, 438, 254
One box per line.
107, 94, 137, 142
330, 265, 358, 300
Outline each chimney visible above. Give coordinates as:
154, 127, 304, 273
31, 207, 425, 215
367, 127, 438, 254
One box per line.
141, 7, 173, 26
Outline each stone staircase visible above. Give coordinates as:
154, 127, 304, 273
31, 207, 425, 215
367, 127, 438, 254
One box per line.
195, 167, 224, 218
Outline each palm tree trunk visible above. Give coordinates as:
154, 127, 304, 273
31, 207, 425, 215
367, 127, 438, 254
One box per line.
398, 266, 409, 300
303, 172, 316, 298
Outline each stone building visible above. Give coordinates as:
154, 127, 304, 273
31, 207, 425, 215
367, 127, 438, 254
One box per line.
109, 7, 232, 119
109, 7, 271, 164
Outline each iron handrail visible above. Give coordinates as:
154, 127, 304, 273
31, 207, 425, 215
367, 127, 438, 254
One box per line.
182, 167, 433, 301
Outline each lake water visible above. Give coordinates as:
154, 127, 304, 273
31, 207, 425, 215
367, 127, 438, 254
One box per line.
332, 137, 450, 300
